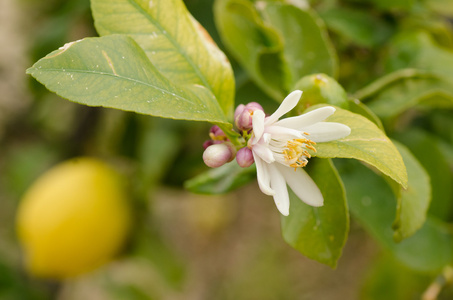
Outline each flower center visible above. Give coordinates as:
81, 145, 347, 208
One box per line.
283, 137, 316, 169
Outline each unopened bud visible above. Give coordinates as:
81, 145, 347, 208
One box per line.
203, 140, 214, 150
203, 144, 233, 168
235, 102, 264, 131
209, 125, 226, 138
236, 147, 254, 168
234, 104, 245, 121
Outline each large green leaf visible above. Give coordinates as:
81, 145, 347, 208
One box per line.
91, 0, 235, 118
27, 35, 229, 124
214, 0, 337, 101
281, 158, 348, 268
391, 141, 431, 242
340, 160, 453, 273
314, 106, 408, 188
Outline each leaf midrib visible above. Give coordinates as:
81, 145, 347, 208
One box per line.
125, 0, 213, 94
31, 67, 196, 105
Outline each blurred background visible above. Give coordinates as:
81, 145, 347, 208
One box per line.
1, 0, 453, 299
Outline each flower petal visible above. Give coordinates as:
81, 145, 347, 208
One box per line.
268, 163, 290, 216
253, 154, 275, 196
265, 125, 303, 140
252, 142, 275, 164
276, 164, 323, 207
251, 109, 266, 144
303, 122, 351, 142
274, 106, 336, 130
265, 90, 303, 125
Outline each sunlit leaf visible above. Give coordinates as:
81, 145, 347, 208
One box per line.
314, 106, 408, 188
27, 35, 229, 124
346, 99, 384, 130
92, 0, 235, 118
281, 158, 348, 268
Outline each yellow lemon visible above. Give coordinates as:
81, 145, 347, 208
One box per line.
16, 157, 131, 279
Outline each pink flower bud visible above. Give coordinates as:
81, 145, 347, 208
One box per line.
236, 147, 254, 168
203, 144, 233, 168
235, 102, 264, 131
234, 104, 246, 121
203, 140, 214, 150
245, 102, 264, 112
209, 125, 226, 138
224, 142, 237, 162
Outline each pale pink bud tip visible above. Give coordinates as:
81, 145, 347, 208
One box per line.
203, 144, 233, 168
236, 147, 254, 168
235, 102, 264, 131
234, 104, 246, 121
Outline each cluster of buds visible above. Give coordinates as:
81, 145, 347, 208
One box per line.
202, 125, 236, 168
202, 102, 264, 169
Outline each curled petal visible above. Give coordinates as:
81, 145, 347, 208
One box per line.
274, 106, 336, 130
253, 154, 275, 196
303, 122, 351, 143
268, 163, 290, 216
265, 90, 303, 125
277, 164, 323, 207
251, 109, 266, 144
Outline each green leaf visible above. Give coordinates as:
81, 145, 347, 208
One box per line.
386, 31, 453, 81
425, 0, 453, 16
92, 0, 235, 118
184, 162, 256, 194
293, 73, 349, 109
26, 35, 229, 124
391, 141, 431, 242
340, 160, 453, 273
281, 158, 348, 268
314, 106, 408, 188
320, 7, 393, 47
214, 0, 337, 101
366, 0, 415, 11
346, 99, 384, 131
357, 70, 453, 119
260, 2, 338, 89
395, 129, 453, 220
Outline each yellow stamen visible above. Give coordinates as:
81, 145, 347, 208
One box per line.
283, 138, 316, 169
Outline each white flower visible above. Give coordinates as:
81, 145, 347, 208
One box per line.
248, 90, 351, 216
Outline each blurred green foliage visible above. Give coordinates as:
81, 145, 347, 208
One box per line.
2, 0, 453, 298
